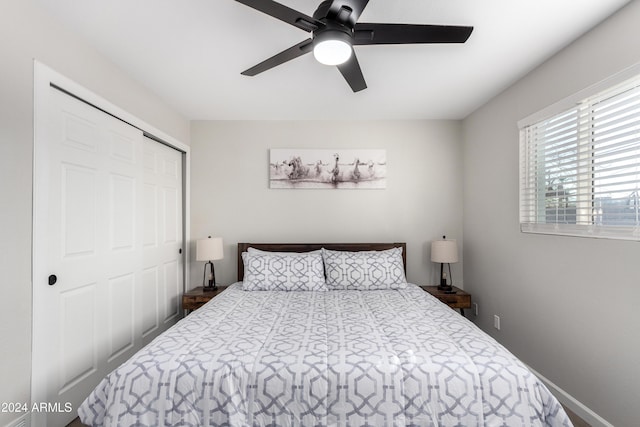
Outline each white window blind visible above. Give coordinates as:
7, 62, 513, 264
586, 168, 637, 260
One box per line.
519, 74, 640, 240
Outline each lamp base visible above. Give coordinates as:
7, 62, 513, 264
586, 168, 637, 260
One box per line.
202, 261, 218, 292
438, 274, 452, 292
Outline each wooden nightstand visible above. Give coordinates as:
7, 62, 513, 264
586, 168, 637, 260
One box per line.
420, 285, 471, 316
182, 286, 228, 314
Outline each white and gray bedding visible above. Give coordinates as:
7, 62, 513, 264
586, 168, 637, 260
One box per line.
79, 283, 571, 426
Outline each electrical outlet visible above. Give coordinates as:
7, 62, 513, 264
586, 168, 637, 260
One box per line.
494, 315, 501, 330
473, 303, 478, 316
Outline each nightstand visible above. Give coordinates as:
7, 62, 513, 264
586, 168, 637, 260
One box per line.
420, 285, 471, 316
182, 286, 228, 314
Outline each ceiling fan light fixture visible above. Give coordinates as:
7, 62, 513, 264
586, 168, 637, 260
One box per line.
236, 0, 474, 92
313, 30, 352, 66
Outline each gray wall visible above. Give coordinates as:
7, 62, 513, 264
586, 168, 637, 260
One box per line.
462, 2, 640, 426
190, 120, 464, 288
0, 1, 189, 426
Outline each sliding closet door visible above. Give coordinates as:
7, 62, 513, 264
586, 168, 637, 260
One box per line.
139, 137, 183, 347
32, 85, 184, 426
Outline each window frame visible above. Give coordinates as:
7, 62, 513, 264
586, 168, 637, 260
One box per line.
518, 63, 640, 241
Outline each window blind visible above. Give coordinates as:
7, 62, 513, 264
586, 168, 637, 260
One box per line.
519, 74, 640, 240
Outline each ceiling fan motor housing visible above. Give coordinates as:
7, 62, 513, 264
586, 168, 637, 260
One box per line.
313, 22, 353, 45
313, 0, 357, 27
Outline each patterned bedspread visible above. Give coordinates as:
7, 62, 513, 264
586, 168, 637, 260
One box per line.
79, 283, 572, 426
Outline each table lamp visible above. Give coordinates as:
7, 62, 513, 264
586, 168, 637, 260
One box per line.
196, 236, 223, 291
431, 236, 458, 292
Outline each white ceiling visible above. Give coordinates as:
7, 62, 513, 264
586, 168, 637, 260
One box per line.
33, 0, 630, 120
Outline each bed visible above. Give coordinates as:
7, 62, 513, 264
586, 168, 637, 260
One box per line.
79, 242, 572, 426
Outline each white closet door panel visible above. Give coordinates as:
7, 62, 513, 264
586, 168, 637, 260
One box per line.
61, 108, 100, 153
108, 128, 137, 165
107, 273, 135, 362
142, 137, 183, 340
162, 153, 179, 178
163, 260, 180, 322
143, 183, 158, 247
58, 283, 98, 394
33, 85, 185, 426
110, 174, 136, 251
163, 186, 179, 244
141, 266, 159, 338
34, 90, 112, 427
101, 114, 146, 374
61, 164, 97, 258
143, 144, 157, 173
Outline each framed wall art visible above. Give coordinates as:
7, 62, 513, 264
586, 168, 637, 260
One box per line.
269, 149, 387, 189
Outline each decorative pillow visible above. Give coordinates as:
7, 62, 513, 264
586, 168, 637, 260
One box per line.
247, 247, 322, 255
321, 247, 407, 290
242, 251, 327, 291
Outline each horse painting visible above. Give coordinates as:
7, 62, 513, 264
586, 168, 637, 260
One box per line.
269, 149, 387, 189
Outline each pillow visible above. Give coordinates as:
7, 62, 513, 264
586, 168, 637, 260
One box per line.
321, 247, 407, 290
247, 247, 321, 255
242, 250, 327, 291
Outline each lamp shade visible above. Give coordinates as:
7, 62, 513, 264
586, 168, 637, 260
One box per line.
196, 237, 224, 261
431, 239, 458, 264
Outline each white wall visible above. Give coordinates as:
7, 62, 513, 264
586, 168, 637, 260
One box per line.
190, 120, 463, 288
0, 1, 189, 426
462, 2, 640, 426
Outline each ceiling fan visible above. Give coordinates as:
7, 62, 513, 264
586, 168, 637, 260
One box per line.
234, 0, 473, 92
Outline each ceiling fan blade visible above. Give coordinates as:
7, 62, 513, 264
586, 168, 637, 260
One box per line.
241, 39, 314, 76
327, 0, 371, 25
354, 23, 473, 45
234, 0, 324, 32
337, 51, 367, 92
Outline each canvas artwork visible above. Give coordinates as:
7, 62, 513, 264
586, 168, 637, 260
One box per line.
269, 149, 387, 189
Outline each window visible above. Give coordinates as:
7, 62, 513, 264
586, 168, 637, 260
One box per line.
519, 73, 640, 240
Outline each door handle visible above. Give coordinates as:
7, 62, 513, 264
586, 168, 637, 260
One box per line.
48, 275, 57, 286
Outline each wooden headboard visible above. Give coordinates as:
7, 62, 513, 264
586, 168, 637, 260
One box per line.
237, 242, 407, 281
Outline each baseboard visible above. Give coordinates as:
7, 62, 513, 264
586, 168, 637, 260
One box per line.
526, 365, 613, 427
